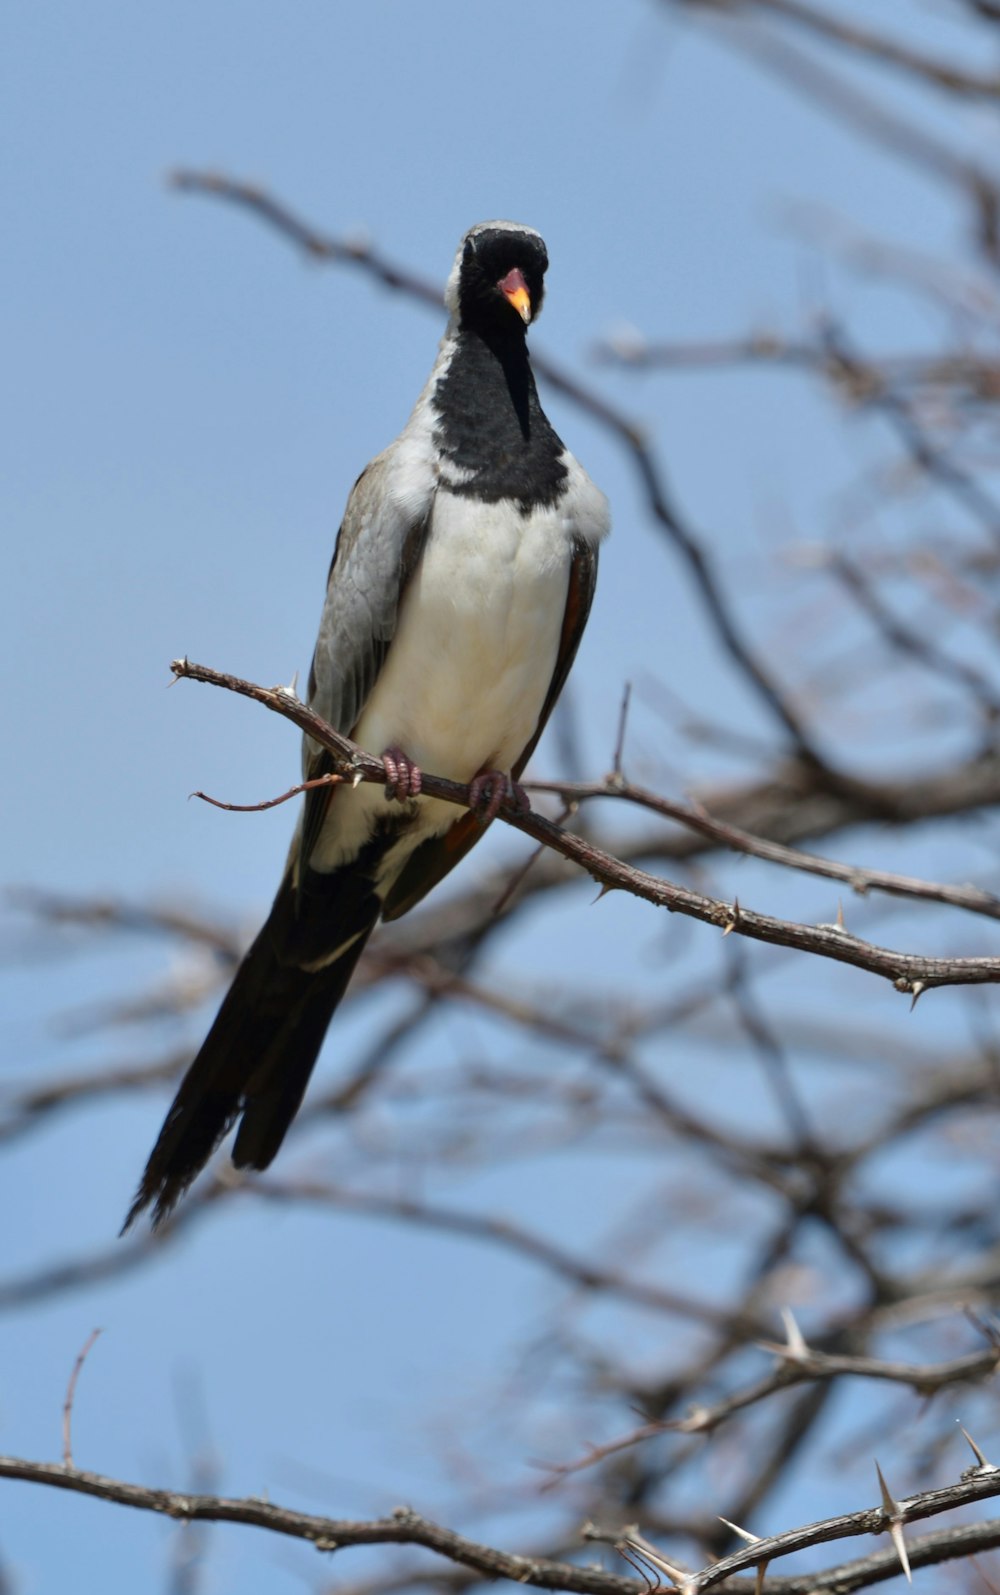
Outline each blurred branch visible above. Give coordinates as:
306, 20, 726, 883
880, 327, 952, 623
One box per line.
682, 0, 1000, 100
704, 19, 1000, 264
6, 888, 241, 954
0, 1053, 190, 1146
828, 551, 1000, 717
599, 319, 1000, 550
550, 1335, 1000, 1478
252, 1178, 750, 1331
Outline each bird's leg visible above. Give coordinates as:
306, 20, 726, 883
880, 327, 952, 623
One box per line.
381, 747, 423, 801
466, 769, 531, 823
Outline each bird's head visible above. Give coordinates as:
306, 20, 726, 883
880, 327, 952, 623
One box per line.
445, 220, 549, 334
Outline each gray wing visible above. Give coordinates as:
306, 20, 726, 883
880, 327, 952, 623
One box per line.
300, 447, 435, 873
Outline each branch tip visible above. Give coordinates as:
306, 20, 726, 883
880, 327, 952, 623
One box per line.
62, 1327, 103, 1470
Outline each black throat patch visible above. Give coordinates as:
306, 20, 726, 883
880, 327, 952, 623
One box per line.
432, 328, 568, 513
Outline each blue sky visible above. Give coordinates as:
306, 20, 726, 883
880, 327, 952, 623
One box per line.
3, 3, 997, 1591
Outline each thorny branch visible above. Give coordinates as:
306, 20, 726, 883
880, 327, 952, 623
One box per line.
527, 776, 1000, 922
171, 656, 1000, 997
4, 1452, 1000, 1594
0, 1458, 631, 1595
615, 1460, 1000, 1588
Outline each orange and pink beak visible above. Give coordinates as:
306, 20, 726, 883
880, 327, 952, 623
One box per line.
499, 267, 532, 323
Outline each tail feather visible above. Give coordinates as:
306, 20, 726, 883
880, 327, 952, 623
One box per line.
231, 932, 369, 1172
122, 870, 377, 1231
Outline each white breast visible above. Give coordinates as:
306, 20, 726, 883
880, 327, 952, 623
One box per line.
309, 488, 582, 879
362, 491, 572, 773
308, 440, 609, 884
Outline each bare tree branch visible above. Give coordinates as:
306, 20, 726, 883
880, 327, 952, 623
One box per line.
528, 776, 1000, 921
170, 657, 1000, 996
0, 1457, 635, 1595
5, 1453, 1000, 1595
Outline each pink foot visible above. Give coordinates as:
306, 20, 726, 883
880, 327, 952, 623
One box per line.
382, 746, 423, 801
466, 769, 530, 823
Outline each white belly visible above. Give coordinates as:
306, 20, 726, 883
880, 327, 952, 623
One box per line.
309, 491, 572, 878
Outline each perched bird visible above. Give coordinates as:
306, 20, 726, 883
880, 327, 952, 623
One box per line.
124, 220, 610, 1229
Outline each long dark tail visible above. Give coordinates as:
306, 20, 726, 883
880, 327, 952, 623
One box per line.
123, 869, 377, 1230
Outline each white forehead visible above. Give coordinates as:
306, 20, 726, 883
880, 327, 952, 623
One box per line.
444, 220, 545, 312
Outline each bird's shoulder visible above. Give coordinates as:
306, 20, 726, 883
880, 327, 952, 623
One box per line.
553, 450, 611, 549
329, 396, 441, 575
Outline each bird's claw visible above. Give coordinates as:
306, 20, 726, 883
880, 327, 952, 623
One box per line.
382, 747, 423, 801
466, 770, 530, 823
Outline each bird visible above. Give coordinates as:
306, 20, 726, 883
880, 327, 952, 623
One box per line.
124, 220, 610, 1229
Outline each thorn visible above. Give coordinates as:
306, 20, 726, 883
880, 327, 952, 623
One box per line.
781, 1306, 809, 1359
835, 898, 845, 930
875, 1462, 911, 1584
719, 1517, 759, 1545
677, 1405, 711, 1433
958, 1422, 997, 1473
753, 1560, 770, 1595
623, 1535, 689, 1590
875, 1460, 902, 1517
755, 1308, 812, 1365
890, 1521, 912, 1584
722, 897, 741, 936
909, 981, 926, 1012
592, 881, 617, 903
